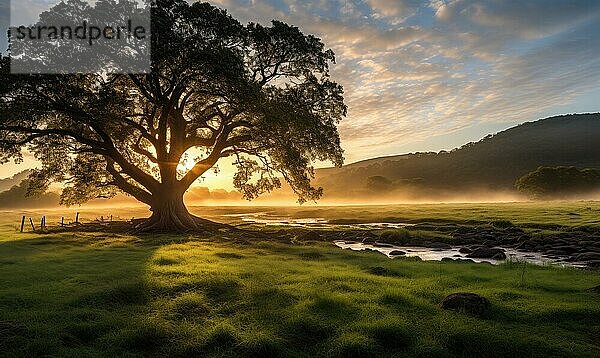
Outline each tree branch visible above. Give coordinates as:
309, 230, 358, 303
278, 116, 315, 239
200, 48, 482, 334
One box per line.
105, 160, 153, 205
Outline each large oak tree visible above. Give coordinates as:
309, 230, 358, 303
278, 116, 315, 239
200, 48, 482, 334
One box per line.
0, 0, 346, 231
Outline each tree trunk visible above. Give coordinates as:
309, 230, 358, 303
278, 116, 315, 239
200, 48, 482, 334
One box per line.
137, 191, 199, 232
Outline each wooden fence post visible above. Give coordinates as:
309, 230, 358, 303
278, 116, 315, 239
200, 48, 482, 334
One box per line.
61, 217, 64, 226
29, 218, 35, 231
20, 216, 25, 232
75, 212, 80, 224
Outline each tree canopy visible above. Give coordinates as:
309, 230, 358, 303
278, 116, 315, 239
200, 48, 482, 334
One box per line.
515, 166, 600, 199
0, 0, 346, 231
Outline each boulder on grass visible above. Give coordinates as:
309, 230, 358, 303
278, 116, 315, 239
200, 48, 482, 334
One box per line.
467, 247, 506, 260
360, 233, 378, 244
373, 242, 395, 248
575, 252, 600, 261
440, 293, 489, 316
389, 250, 406, 256
458, 247, 472, 254
492, 252, 507, 260
428, 242, 452, 249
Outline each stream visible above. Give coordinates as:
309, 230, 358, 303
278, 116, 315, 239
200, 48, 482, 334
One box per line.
333, 241, 587, 268
223, 212, 589, 268
223, 212, 414, 229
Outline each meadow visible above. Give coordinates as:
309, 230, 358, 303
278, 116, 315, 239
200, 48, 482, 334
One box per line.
7, 200, 600, 231
0, 202, 599, 357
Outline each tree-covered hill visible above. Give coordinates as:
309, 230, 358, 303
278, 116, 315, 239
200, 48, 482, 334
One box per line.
316, 113, 600, 199
0, 179, 59, 208
0, 169, 30, 193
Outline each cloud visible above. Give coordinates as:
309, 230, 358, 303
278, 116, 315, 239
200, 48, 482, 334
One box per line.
366, 0, 418, 21
311, 21, 427, 55
431, 0, 600, 39
470, 0, 600, 39
0, 0, 8, 53
203, 0, 600, 163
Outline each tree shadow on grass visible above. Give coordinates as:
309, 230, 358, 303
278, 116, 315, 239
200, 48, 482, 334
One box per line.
0, 232, 309, 356
0, 234, 154, 356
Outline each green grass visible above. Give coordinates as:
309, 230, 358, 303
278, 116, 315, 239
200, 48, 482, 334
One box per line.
188, 201, 600, 229
4, 201, 599, 234
0, 203, 599, 357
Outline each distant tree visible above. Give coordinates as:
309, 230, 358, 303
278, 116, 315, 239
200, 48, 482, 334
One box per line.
366, 175, 393, 192
0, 169, 31, 192
515, 166, 600, 199
0, 0, 346, 231
0, 180, 60, 208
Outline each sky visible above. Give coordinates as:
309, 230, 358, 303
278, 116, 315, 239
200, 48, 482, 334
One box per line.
1, 0, 600, 187
201, 0, 600, 162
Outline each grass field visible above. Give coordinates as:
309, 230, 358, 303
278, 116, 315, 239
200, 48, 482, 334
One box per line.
5, 201, 600, 232
0, 202, 599, 357
216, 201, 600, 229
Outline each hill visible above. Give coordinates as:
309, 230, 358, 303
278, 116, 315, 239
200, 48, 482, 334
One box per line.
0, 170, 30, 192
0, 179, 60, 209
315, 113, 600, 200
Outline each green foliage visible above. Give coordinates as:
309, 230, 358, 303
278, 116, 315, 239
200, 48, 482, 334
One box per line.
0, 0, 346, 210
515, 166, 600, 199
